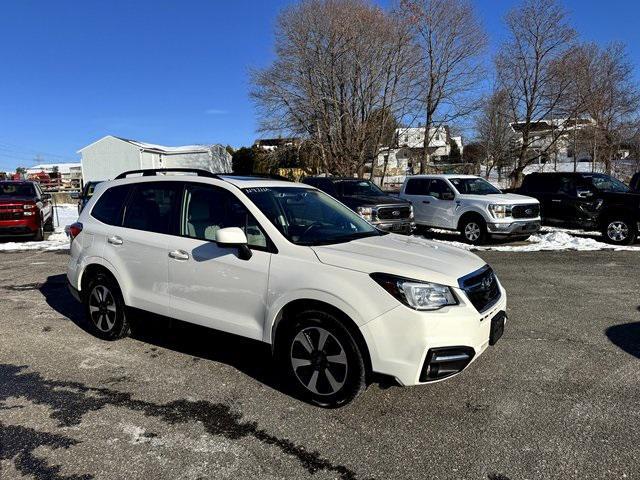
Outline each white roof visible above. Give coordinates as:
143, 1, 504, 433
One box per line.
78, 135, 219, 154
27, 163, 82, 174
408, 174, 479, 179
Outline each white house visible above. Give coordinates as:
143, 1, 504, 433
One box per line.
78, 136, 232, 182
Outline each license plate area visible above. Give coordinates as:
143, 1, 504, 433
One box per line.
489, 311, 506, 345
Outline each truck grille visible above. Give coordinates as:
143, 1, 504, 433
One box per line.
511, 204, 539, 219
376, 205, 411, 220
458, 266, 500, 313
0, 205, 23, 220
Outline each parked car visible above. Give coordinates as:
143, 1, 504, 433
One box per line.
77, 181, 104, 213
302, 177, 414, 234
630, 172, 640, 192
507, 172, 640, 245
0, 180, 53, 241
66, 169, 507, 407
399, 174, 541, 244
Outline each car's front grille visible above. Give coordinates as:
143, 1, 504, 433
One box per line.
0, 211, 23, 220
458, 266, 501, 313
376, 205, 411, 220
512, 204, 539, 219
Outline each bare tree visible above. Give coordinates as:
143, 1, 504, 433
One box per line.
495, 0, 577, 186
476, 88, 516, 181
251, 0, 417, 177
399, 0, 487, 173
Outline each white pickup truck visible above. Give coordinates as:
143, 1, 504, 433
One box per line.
399, 174, 541, 244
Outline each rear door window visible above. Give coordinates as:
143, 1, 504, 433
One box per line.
91, 185, 131, 226
122, 182, 182, 234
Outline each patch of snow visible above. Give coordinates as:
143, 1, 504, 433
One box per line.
0, 204, 77, 252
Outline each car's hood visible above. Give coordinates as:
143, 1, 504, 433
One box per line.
311, 234, 486, 288
597, 190, 640, 206
342, 194, 408, 208
459, 193, 539, 204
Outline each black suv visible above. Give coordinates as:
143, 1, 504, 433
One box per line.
302, 177, 414, 233
511, 172, 640, 245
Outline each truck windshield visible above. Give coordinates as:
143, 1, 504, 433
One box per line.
449, 178, 501, 195
0, 183, 35, 197
340, 180, 386, 197
243, 186, 383, 246
584, 174, 630, 193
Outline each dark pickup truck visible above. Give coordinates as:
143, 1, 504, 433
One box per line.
506, 172, 640, 245
302, 177, 415, 234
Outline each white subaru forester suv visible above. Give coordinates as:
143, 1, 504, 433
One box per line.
67, 169, 507, 407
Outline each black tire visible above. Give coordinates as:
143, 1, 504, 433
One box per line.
276, 310, 367, 408
83, 272, 130, 340
459, 216, 487, 245
601, 217, 637, 245
32, 223, 44, 242
43, 215, 54, 232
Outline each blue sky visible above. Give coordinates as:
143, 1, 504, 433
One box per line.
0, 0, 638, 171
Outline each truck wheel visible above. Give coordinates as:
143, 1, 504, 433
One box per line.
460, 217, 487, 245
83, 272, 130, 340
276, 310, 367, 408
44, 215, 54, 232
602, 218, 637, 245
32, 224, 44, 242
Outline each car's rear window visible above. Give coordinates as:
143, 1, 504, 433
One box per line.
0, 183, 35, 197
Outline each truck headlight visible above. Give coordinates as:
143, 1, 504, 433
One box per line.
408, 204, 414, 219
357, 206, 374, 221
370, 273, 458, 310
488, 204, 513, 219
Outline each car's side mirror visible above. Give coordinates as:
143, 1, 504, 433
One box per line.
442, 192, 455, 201
576, 189, 593, 199
215, 227, 252, 260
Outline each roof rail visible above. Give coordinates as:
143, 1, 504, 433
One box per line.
114, 168, 220, 180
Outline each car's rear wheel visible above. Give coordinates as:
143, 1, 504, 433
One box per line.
83, 272, 130, 340
277, 310, 366, 408
43, 215, 54, 232
602, 218, 637, 245
460, 216, 487, 245
32, 224, 44, 242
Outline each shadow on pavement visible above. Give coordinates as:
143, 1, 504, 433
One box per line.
38, 274, 283, 394
605, 320, 640, 359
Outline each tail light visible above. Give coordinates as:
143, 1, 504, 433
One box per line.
66, 222, 83, 241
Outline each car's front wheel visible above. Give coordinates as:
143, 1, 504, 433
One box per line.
83, 272, 130, 340
602, 218, 637, 245
460, 216, 487, 245
277, 310, 367, 408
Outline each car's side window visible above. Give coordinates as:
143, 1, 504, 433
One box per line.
122, 182, 181, 234
91, 185, 131, 226
181, 184, 268, 249
428, 179, 454, 199
405, 178, 430, 195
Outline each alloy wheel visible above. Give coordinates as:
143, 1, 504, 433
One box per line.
290, 326, 348, 396
607, 221, 629, 242
464, 222, 481, 242
88, 285, 117, 332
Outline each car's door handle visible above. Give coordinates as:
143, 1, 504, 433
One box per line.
551, 199, 562, 203
107, 236, 123, 245
422, 200, 430, 204
168, 249, 190, 261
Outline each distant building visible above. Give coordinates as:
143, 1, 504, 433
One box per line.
78, 135, 232, 182
509, 118, 595, 164
254, 138, 300, 151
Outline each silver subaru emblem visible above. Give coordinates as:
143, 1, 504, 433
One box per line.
392, 210, 400, 217
481, 274, 494, 290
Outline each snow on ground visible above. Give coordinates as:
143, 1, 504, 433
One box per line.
0, 204, 77, 252
417, 228, 640, 252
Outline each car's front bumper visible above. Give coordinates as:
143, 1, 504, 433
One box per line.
373, 220, 415, 234
486, 219, 541, 237
0, 218, 40, 236
359, 283, 507, 386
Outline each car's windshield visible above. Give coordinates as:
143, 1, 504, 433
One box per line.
0, 183, 35, 197
243, 186, 384, 246
449, 177, 501, 195
584, 173, 630, 193
340, 180, 386, 197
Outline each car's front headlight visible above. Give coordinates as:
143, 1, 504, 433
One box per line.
488, 204, 513, 219
370, 273, 458, 310
408, 204, 414, 219
357, 206, 374, 221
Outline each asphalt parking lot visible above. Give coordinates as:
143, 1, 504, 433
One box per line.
1, 249, 639, 480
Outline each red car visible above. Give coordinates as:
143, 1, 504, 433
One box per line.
0, 181, 53, 241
